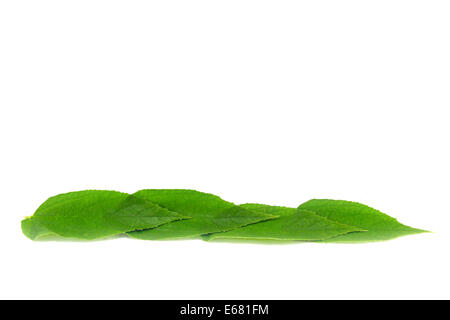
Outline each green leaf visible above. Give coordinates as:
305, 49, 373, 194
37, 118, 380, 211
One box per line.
127, 190, 277, 240
21, 190, 187, 240
21, 189, 428, 243
298, 199, 428, 242
203, 204, 364, 241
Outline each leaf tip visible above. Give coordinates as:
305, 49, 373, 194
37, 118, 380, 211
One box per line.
412, 227, 432, 234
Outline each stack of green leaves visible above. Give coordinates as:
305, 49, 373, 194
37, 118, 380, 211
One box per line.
21, 189, 428, 242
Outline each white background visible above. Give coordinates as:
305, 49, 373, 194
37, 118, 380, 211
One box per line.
1, 1, 449, 299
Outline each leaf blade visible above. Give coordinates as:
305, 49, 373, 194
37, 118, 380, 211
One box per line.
22, 190, 187, 240
127, 190, 277, 240
203, 204, 364, 241
298, 199, 428, 242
